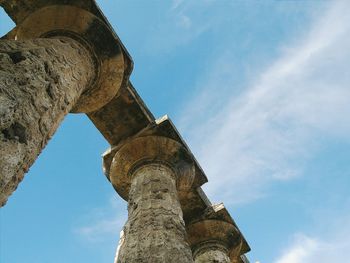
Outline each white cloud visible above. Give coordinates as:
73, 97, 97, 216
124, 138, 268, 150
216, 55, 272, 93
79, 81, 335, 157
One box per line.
143, 1, 215, 54
274, 234, 320, 263
179, 0, 350, 204
171, 0, 184, 10
74, 197, 126, 243
177, 14, 192, 29
274, 227, 350, 263
76, 215, 126, 243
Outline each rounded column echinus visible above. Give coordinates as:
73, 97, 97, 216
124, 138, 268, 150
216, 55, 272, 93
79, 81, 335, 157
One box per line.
108, 136, 195, 263
0, 5, 125, 206
187, 219, 243, 263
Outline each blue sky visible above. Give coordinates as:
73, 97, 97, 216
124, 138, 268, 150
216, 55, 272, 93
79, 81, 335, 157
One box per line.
1, 1, 350, 262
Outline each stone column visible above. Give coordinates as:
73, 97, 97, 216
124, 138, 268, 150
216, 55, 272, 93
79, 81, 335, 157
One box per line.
0, 38, 95, 206
106, 136, 195, 263
0, 4, 126, 206
193, 241, 230, 263
187, 219, 242, 263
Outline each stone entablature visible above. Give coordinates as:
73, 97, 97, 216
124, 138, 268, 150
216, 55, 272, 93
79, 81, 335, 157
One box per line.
0, 0, 251, 261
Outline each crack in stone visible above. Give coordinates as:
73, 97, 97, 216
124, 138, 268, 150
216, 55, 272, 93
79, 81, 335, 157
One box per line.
1, 122, 27, 144
7, 51, 26, 64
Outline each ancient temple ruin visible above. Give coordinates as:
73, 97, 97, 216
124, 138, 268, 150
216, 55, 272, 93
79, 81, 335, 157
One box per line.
0, 1, 250, 262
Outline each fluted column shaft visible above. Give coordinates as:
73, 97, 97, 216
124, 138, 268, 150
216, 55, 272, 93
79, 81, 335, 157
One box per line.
117, 163, 193, 263
0, 38, 95, 206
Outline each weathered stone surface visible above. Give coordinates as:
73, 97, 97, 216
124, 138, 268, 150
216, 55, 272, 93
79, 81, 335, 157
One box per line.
0, 3, 252, 261
194, 244, 230, 263
0, 0, 133, 76
102, 116, 211, 227
108, 135, 197, 262
187, 219, 240, 260
0, 0, 105, 25
0, 38, 94, 206
108, 135, 196, 201
88, 82, 154, 145
7, 5, 127, 113
117, 164, 193, 263
186, 203, 250, 262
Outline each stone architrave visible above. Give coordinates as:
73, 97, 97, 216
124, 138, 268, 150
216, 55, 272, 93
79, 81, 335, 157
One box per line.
106, 136, 195, 263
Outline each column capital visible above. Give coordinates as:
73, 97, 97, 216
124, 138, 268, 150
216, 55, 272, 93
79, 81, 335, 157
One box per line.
187, 203, 250, 262
187, 219, 241, 261
107, 135, 195, 201
1, 1, 131, 113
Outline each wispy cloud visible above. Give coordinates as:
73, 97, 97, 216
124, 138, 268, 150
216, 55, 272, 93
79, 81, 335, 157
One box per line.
171, 0, 184, 10
274, 234, 319, 263
274, 224, 350, 263
179, 0, 350, 204
74, 197, 126, 243
143, 1, 216, 54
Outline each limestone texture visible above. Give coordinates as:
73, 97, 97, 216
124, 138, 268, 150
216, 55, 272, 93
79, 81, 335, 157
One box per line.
116, 164, 194, 263
0, 38, 94, 206
194, 249, 230, 263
